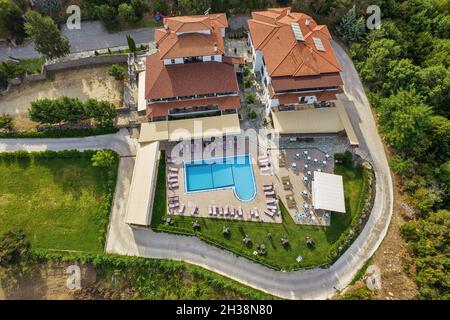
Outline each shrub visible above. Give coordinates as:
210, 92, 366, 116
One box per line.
0, 113, 13, 130
118, 3, 138, 25
247, 109, 257, 119
92, 150, 117, 168
245, 92, 256, 104
28, 97, 117, 127
96, 4, 117, 30
107, 64, 125, 81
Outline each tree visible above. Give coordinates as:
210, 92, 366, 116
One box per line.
118, 3, 138, 25
0, 0, 25, 38
127, 34, 137, 52
24, 11, 70, 60
178, 0, 211, 15
336, 5, 366, 44
151, 0, 168, 14
96, 4, 117, 30
378, 90, 432, 158
132, 0, 149, 20
384, 59, 419, 95
107, 64, 125, 81
359, 39, 402, 91
91, 150, 116, 168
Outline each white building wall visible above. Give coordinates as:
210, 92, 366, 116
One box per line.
163, 58, 184, 65
202, 55, 223, 62
176, 30, 211, 35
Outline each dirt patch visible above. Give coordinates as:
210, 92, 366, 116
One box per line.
1, 262, 97, 300
0, 66, 123, 117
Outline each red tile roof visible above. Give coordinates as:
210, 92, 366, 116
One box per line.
248, 8, 342, 78
145, 53, 239, 100
155, 14, 227, 59
147, 96, 240, 117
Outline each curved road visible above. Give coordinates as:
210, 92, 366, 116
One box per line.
0, 41, 393, 299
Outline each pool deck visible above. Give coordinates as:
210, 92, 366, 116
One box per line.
163, 140, 338, 226
165, 141, 282, 223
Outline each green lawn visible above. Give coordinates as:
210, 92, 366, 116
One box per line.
0, 152, 116, 252
152, 151, 370, 270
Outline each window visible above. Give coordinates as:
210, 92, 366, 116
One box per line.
171, 59, 175, 64
211, 55, 215, 61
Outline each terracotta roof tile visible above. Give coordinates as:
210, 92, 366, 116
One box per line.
145, 53, 238, 100
248, 8, 342, 79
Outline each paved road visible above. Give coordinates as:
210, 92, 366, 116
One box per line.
0, 21, 155, 61
0, 41, 393, 299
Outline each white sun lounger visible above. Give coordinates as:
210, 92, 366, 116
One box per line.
212, 205, 217, 216
168, 183, 179, 189
253, 208, 260, 219
263, 185, 273, 191
168, 178, 178, 183
266, 199, 276, 204
264, 210, 274, 217
230, 207, 235, 216
178, 204, 185, 214
267, 205, 277, 211
208, 205, 213, 215
168, 172, 178, 178
219, 207, 224, 215
224, 205, 229, 216
169, 203, 179, 209
191, 206, 198, 215
238, 207, 243, 217
264, 191, 275, 196
169, 167, 179, 173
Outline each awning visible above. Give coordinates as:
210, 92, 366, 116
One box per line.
139, 114, 241, 143
335, 99, 359, 146
125, 141, 160, 226
272, 107, 344, 134
312, 171, 346, 213
271, 104, 359, 146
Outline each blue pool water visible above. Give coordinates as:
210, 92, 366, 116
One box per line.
184, 155, 256, 201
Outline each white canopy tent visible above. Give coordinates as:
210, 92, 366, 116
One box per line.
312, 171, 346, 213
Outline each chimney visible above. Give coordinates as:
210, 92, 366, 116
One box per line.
213, 42, 218, 52
305, 19, 311, 26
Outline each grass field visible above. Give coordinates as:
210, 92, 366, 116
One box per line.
152, 151, 370, 270
0, 152, 116, 252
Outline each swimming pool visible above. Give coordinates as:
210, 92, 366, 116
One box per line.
184, 154, 256, 202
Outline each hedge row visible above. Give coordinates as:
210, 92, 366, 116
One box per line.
0, 127, 118, 139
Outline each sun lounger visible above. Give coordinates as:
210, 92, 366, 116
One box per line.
178, 204, 185, 214
168, 178, 178, 184
238, 207, 243, 217
264, 210, 274, 217
191, 206, 198, 215
267, 205, 277, 211
168, 172, 178, 178
219, 207, 224, 215
230, 208, 235, 216
169, 203, 179, 209
224, 205, 229, 216
250, 209, 254, 216
168, 167, 179, 173
212, 205, 217, 216
264, 191, 275, 196
266, 198, 276, 204
253, 208, 260, 218
263, 185, 273, 191
166, 159, 175, 164
208, 205, 213, 215
168, 183, 179, 189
